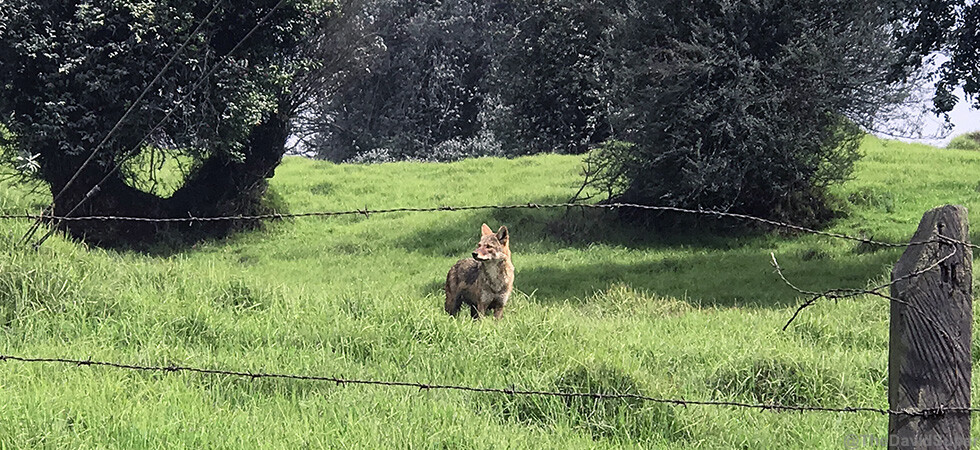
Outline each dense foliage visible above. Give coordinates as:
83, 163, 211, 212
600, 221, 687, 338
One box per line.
304, 0, 501, 162
485, 1, 613, 156
581, 0, 912, 225
303, 0, 941, 226
0, 0, 326, 245
947, 132, 980, 151
305, 0, 614, 162
885, 0, 980, 113
3, 0, 977, 239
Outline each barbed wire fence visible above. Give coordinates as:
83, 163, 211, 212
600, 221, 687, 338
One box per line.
0, 353, 973, 418
0, 201, 974, 441
4, 0, 973, 441
9, 0, 964, 443
4, 201, 978, 248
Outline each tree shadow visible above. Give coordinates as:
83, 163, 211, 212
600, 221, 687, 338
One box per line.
396, 201, 775, 260
511, 248, 903, 309
401, 194, 928, 310
79, 187, 293, 258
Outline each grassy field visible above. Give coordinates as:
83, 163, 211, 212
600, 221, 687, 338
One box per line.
1, 136, 980, 448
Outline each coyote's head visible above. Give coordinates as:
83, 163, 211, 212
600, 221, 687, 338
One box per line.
472, 223, 510, 262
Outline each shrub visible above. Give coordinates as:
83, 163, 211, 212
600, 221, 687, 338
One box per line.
947, 132, 980, 151
581, 0, 911, 226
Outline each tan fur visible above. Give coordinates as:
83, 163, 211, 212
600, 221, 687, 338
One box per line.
445, 223, 514, 319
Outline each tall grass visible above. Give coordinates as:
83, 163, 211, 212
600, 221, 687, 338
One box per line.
1, 136, 979, 448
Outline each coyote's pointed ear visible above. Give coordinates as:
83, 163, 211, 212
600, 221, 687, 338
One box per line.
481, 223, 494, 236
496, 225, 509, 244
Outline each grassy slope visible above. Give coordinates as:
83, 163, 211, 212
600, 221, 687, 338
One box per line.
1, 137, 980, 448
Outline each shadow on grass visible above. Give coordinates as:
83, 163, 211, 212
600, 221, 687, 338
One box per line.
408, 197, 912, 309
516, 248, 902, 309
397, 202, 776, 259
421, 240, 903, 310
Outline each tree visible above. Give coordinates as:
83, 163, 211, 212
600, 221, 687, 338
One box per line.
581, 0, 917, 225
884, 0, 980, 114
307, 0, 504, 162
0, 0, 326, 247
302, 0, 616, 161
485, 0, 613, 156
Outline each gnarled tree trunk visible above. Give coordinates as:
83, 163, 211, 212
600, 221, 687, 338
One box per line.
51, 112, 289, 248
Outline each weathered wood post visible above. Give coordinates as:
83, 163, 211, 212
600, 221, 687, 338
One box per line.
889, 205, 972, 449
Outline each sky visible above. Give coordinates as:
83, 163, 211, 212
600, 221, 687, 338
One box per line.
879, 55, 980, 147
885, 87, 980, 147
924, 92, 980, 145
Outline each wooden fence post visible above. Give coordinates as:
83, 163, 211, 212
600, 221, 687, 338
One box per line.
889, 205, 972, 449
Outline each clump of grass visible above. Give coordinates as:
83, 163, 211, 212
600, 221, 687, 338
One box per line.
309, 181, 334, 196
798, 247, 829, 261
168, 314, 222, 347
581, 283, 692, 318
480, 364, 689, 445
704, 357, 853, 406
847, 186, 895, 213
211, 279, 273, 312
852, 233, 887, 254
0, 246, 120, 333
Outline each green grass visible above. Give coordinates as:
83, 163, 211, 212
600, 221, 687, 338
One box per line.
2, 136, 980, 448
120, 147, 197, 198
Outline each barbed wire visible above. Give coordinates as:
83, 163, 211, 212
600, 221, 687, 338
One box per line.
773, 239, 974, 362
774, 244, 960, 330
0, 353, 972, 417
2, 202, 975, 249
2, 204, 975, 421
44, 1, 226, 212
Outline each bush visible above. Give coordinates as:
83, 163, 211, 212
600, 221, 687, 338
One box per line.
581, 0, 910, 226
306, 0, 612, 162
947, 132, 980, 151
485, 0, 613, 156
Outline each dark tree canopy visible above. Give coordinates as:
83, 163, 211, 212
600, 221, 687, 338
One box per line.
581, 0, 916, 225
885, 0, 980, 113
303, 0, 613, 162
0, 0, 326, 247
4, 0, 976, 242
298, 0, 957, 226
306, 0, 505, 163
486, 0, 613, 156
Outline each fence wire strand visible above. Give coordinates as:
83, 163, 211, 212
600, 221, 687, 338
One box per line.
20, 1, 225, 245
1, 202, 975, 420
0, 353, 973, 418
29, 0, 293, 249
775, 245, 960, 330
2, 202, 975, 249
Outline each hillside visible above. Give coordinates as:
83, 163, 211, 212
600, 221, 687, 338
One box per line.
1, 137, 979, 448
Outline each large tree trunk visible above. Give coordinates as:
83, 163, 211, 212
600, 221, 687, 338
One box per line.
52, 113, 290, 248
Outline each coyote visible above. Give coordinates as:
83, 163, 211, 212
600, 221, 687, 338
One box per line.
445, 223, 514, 319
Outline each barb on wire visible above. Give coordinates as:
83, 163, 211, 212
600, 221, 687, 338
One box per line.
0, 353, 971, 417
775, 246, 958, 331
5, 201, 976, 250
